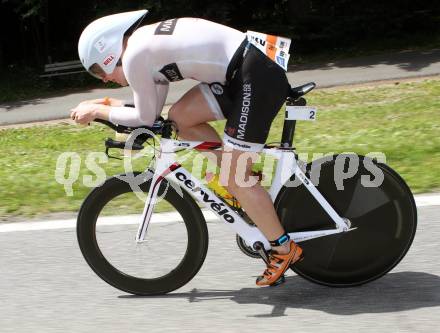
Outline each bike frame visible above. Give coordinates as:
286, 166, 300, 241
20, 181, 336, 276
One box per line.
135, 137, 353, 250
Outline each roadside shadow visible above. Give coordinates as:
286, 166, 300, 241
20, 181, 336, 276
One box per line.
292, 49, 440, 73
120, 271, 440, 317
0, 87, 101, 111
1, 98, 46, 111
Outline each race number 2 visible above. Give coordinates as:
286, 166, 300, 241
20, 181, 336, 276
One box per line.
285, 106, 318, 121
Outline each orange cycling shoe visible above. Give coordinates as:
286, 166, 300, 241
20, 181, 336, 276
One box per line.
256, 240, 303, 287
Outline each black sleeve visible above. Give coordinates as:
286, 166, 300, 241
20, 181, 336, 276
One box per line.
123, 100, 135, 108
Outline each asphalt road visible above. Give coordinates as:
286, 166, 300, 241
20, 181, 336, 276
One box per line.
1, 203, 439, 333
1, 49, 439, 125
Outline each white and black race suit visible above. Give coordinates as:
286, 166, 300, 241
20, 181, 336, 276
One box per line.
108, 18, 290, 152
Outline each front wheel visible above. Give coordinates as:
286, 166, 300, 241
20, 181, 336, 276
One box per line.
77, 172, 209, 295
275, 154, 417, 287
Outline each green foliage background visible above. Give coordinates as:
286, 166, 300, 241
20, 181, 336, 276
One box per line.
0, 0, 439, 68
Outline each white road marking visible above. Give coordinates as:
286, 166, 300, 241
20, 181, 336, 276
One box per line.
0, 194, 439, 233
414, 194, 440, 207
0, 211, 219, 233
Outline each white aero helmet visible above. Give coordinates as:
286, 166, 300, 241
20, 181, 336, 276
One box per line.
78, 9, 148, 79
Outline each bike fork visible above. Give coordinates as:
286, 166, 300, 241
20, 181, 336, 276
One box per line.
135, 171, 163, 242
135, 152, 181, 242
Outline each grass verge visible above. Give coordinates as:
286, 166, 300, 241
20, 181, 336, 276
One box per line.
0, 77, 439, 220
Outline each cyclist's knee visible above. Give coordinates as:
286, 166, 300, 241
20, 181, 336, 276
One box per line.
169, 103, 202, 129
168, 105, 182, 124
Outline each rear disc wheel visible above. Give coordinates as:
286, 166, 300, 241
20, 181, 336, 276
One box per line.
275, 154, 417, 287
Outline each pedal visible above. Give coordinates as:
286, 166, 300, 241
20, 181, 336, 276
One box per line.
253, 241, 271, 265
270, 275, 286, 287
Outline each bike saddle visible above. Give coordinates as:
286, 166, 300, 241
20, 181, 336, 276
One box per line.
288, 82, 316, 99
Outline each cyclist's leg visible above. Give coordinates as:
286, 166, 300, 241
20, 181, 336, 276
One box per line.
168, 84, 224, 164
220, 146, 303, 286
221, 148, 286, 241
169, 77, 292, 253
219, 45, 291, 248
218, 43, 302, 285
168, 84, 221, 142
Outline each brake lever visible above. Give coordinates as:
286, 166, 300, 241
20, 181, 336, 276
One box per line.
105, 138, 144, 150
104, 138, 145, 159
105, 147, 123, 160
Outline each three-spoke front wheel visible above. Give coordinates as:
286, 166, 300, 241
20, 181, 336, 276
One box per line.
77, 172, 209, 295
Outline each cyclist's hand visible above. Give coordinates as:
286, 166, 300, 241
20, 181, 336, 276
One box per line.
70, 104, 97, 125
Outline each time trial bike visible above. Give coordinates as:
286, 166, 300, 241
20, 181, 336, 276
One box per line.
77, 82, 417, 295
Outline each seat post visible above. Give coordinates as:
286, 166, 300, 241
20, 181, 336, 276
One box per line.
280, 95, 308, 147
281, 118, 297, 148
280, 96, 304, 148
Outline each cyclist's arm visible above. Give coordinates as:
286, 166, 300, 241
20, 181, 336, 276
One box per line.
107, 82, 156, 127
80, 97, 124, 107
106, 83, 168, 120
155, 83, 169, 117
107, 51, 168, 127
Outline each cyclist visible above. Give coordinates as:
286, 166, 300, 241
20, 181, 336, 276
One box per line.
71, 10, 303, 286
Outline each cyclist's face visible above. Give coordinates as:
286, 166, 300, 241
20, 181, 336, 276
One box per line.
102, 65, 128, 86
